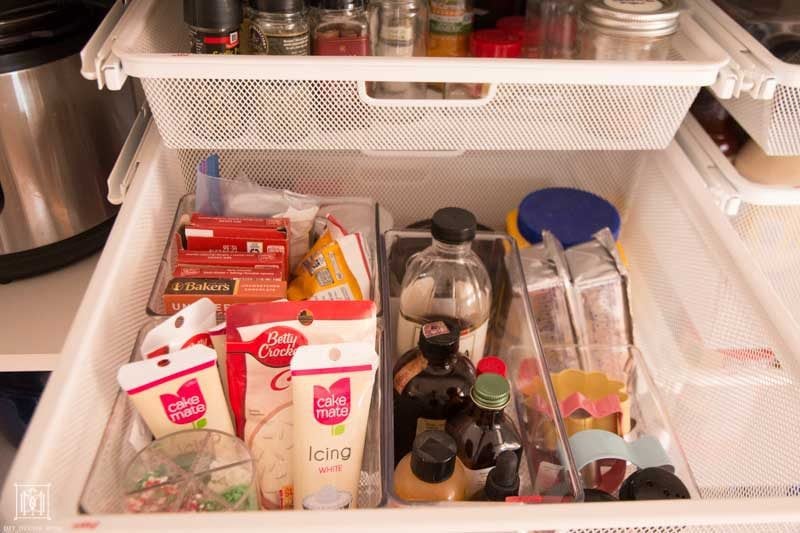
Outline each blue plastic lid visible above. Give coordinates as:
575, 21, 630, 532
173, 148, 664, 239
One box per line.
516, 188, 620, 247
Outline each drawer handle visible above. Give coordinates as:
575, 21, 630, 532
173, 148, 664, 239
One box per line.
107, 103, 150, 204
356, 81, 497, 108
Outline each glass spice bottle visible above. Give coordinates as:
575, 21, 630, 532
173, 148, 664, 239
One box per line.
393, 318, 476, 462
578, 0, 680, 61
428, 0, 473, 57
369, 0, 428, 98
540, 0, 579, 59
446, 373, 523, 499
249, 0, 311, 55
314, 0, 370, 55
445, 29, 521, 99
184, 0, 243, 55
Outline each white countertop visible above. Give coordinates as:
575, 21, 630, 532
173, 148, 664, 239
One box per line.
0, 254, 99, 372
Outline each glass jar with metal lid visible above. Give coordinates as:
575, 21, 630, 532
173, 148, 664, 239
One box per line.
577, 0, 680, 61
249, 0, 311, 55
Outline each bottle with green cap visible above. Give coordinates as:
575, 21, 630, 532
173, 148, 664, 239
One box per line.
445, 373, 523, 499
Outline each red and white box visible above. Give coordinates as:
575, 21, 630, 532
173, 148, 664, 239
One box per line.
173, 265, 284, 281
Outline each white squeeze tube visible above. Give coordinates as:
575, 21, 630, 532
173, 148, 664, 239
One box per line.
290, 342, 379, 510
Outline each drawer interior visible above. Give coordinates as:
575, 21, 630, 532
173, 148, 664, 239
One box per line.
8, 122, 800, 530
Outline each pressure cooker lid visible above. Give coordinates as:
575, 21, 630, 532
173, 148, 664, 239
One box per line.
0, 1, 104, 73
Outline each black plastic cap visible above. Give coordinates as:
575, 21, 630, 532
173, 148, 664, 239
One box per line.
431, 208, 477, 244
184, 0, 242, 29
252, 0, 305, 13
582, 488, 618, 502
618, 468, 691, 501
410, 431, 457, 484
418, 319, 460, 361
319, 0, 363, 10
484, 450, 520, 501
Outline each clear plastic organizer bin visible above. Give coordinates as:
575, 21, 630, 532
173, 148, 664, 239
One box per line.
380, 229, 582, 505
146, 192, 385, 317
543, 345, 699, 500
82, 0, 730, 151
693, 0, 800, 155
81, 312, 389, 513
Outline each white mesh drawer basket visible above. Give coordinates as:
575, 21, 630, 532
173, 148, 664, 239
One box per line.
678, 114, 800, 335
5, 121, 800, 531
81, 0, 730, 151
692, 0, 800, 156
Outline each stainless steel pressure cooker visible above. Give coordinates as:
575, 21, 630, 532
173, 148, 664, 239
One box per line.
0, 0, 136, 282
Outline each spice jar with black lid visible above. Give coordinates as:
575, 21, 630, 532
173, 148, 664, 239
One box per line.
250, 0, 311, 55
578, 0, 680, 61
314, 0, 370, 55
184, 0, 243, 54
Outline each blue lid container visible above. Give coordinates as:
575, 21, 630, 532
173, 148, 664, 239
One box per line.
516, 188, 620, 247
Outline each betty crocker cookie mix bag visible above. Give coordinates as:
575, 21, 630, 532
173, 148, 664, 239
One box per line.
226, 301, 377, 510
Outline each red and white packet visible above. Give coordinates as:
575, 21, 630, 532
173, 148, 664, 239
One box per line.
225, 300, 377, 510
139, 298, 217, 359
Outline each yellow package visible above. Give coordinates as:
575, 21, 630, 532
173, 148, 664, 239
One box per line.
287, 232, 371, 301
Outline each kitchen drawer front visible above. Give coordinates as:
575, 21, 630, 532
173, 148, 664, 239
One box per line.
4, 123, 800, 530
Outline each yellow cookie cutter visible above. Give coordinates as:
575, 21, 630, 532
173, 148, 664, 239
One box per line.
523, 369, 630, 450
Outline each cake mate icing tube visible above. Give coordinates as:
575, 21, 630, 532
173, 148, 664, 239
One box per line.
290, 342, 379, 510
117, 345, 233, 438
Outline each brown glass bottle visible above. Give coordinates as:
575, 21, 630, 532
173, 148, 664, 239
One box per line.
393, 318, 476, 464
446, 373, 523, 499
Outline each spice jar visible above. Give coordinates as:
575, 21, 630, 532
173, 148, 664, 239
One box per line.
369, 0, 428, 98
445, 29, 521, 99
184, 0, 243, 54
249, 0, 310, 55
314, 0, 370, 55
428, 0, 474, 57
540, 0, 579, 59
578, 0, 680, 61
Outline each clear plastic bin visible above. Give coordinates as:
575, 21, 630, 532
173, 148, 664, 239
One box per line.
542, 345, 699, 499
80, 314, 389, 513
146, 193, 384, 318
380, 229, 582, 504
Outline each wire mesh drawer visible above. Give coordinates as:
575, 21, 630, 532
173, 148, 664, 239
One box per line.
90, 0, 729, 151
694, 0, 800, 156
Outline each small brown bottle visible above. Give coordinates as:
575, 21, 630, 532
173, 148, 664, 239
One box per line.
446, 373, 523, 499
393, 318, 476, 462
472, 450, 520, 501
393, 430, 467, 503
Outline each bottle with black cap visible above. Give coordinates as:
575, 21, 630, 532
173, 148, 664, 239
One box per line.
446, 373, 523, 499
249, 0, 311, 55
393, 430, 467, 502
393, 318, 476, 463
618, 467, 691, 501
397, 207, 492, 365
473, 450, 520, 501
184, 0, 243, 54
